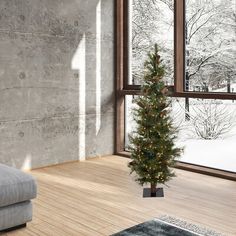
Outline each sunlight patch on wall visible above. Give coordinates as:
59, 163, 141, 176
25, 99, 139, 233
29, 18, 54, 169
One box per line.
21, 154, 32, 171
72, 34, 86, 161
96, 0, 102, 135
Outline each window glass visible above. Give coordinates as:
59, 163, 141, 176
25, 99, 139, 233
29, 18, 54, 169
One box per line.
129, 0, 174, 85
123, 0, 236, 172
125, 95, 137, 150
126, 96, 236, 172
185, 0, 236, 93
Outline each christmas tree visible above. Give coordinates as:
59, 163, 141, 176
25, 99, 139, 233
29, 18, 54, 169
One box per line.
128, 44, 183, 197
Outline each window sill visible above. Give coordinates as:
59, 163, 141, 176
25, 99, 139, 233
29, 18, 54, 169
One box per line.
115, 151, 236, 181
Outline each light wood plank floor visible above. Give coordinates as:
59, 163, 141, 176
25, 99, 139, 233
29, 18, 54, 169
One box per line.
2, 156, 236, 236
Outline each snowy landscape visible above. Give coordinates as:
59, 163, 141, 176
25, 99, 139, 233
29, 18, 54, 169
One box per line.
126, 96, 236, 172
126, 0, 236, 172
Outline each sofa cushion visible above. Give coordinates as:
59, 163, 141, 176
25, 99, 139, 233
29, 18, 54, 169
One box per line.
0, 164, 37, 207
0, 201, 32, 231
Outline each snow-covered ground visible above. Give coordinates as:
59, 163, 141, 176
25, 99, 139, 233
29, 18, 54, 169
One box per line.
126, 96, 236, 173
178, 139, 236, 172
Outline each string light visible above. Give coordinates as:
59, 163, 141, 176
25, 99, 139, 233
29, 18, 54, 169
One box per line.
128, 44, 183, 188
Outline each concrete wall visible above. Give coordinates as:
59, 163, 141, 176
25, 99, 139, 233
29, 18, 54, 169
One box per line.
0, 0, 114, 169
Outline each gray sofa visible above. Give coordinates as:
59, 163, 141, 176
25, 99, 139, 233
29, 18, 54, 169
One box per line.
0, 164, 37, 232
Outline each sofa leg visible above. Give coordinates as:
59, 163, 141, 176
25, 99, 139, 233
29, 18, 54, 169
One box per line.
1, 223, 26, 232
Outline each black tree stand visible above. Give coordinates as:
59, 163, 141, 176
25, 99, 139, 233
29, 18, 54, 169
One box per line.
143, 184, 164, 198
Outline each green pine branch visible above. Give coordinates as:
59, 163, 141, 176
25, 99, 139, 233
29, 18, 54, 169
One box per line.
128, 44, 183, 186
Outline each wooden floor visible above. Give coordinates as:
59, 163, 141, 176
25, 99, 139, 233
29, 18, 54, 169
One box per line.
2, 156, 236, 236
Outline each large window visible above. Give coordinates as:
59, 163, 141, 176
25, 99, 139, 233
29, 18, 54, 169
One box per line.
116, 0, 236, 176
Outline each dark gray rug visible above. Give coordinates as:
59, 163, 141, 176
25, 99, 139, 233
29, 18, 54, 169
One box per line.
111, 216, 225, 236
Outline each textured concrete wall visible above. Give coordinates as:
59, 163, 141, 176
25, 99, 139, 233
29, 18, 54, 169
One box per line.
0, 0, 114, 169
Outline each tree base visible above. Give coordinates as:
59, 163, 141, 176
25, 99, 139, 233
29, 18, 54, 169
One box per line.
143, 187, 164, 198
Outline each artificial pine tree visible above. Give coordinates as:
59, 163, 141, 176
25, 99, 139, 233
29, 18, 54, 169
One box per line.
128, 44, 183, 197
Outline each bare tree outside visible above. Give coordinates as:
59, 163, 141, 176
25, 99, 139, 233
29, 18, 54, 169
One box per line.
130, 0, 236, 133
191, 100, 235, 139
131, 0, 236, 90
130, 0, 174, 85
185, 0, 236, 92
171, 99, 236, 140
